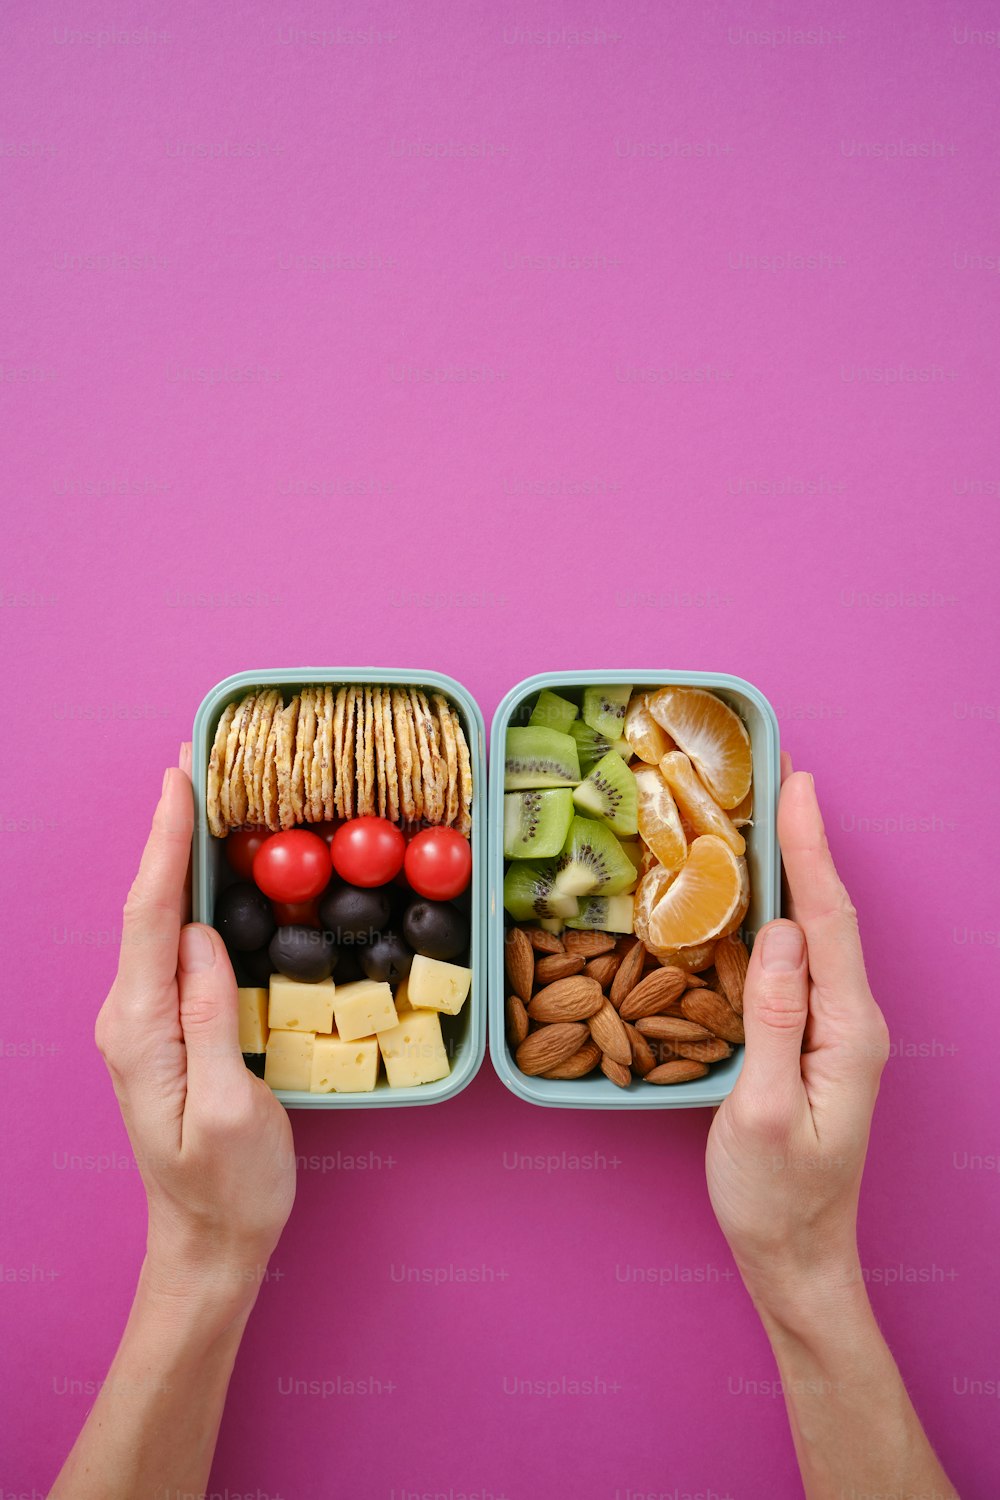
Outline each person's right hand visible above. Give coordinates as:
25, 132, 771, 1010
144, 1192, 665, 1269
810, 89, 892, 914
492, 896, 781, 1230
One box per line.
706, 760, 890, 1320
95, 747, 295, 1327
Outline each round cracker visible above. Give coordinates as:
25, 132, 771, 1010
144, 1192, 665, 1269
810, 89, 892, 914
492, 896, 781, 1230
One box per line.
291, 688, 315, 824
248, 689, 281, 825
261, 708, 281, 830
241, 692, 267, 824
411, 688, 443, 824
276, 695, 300, 830
220, 694, 252, 830
332, 687, 347, 819
363, 685, 376, 817
341, 685, 357, 819
391, 688, 415, 822
432, 693, 459, 826
380, 685, 399, 824
206, 701, 236, 838
454, 712, 473, 837
319, 685, 335, 820
355, 686, 372, 818
303, 687, 321, 823
228, 691, 258, 828
372, 686, 387, 819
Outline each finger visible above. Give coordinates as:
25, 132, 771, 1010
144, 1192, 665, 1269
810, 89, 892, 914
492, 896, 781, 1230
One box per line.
779, 749, 794, 782
116, 768, 194, 994
777, 772, 870, 997
738, 920, 810, 1101
177, 924, 247, 1097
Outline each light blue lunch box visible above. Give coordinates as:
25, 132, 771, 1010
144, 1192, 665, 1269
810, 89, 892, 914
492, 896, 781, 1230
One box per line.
192, 668, 488, 1109
488, 671, 781, 1109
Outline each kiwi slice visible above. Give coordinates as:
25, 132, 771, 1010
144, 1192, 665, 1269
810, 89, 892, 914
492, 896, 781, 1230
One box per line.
572, 751, 638, 837
552, 816, 637, 899
569, 720, 631, 776
582, 684, 632, 741
504, 788, 574, 859
504, 727, 580, 790
566, 894, 635, 934
503, 859, 580, 921
528, 689, 579, 735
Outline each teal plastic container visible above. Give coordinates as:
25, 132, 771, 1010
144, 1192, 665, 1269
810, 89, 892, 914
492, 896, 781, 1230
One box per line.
192, 668, 487, 1109
489, 671, 781, 1109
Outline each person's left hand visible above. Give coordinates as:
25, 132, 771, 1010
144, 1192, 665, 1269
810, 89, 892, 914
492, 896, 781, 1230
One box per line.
95, 745, 295, 1324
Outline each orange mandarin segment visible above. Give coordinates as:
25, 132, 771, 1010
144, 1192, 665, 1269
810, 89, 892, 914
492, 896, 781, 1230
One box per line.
659, 750, 746, 857
647, 835, 748, 950
646, 686, 752, 810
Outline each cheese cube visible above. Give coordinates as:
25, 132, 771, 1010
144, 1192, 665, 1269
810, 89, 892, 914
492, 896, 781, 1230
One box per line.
393, 976, 413, 1014
264, 1029, 315, 1090
268, 975, 335, 1034
407, 954, 472, 1016
237, 987, 269, 1054
376, 1008, 450, 1087
310, 1034, 380, 1093
332, 979, 397, 1041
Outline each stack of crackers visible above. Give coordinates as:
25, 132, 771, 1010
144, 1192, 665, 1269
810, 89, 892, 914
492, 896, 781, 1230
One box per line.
207, 684, 472, 839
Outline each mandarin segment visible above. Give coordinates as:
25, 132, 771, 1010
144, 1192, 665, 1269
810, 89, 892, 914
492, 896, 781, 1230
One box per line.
646, 686, 752, 810
647, 834, 748, 950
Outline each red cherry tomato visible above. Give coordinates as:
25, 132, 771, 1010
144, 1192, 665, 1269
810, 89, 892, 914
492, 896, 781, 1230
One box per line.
226, 827, 269, 880
271, 899, 321, 929
252, 830, 332, 903
330, 817, 406, 888
403, 826, 472, 900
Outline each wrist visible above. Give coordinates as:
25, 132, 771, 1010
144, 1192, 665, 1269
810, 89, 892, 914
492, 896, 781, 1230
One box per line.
738, 1255, 874, 1346
140, 1226, 277, 1336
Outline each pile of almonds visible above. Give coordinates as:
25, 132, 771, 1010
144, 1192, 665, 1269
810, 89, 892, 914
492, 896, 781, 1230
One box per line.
505, 925, 750, 1088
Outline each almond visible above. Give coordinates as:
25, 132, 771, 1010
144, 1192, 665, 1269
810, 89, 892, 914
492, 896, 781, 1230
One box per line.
542, 1039, 601, 1079
534, 952, 586, 984
714, 934, 749, 1015
618, 966, 689, 1021
522, 924, 564, 954
601, 1055, 632, 1088
527, 976, 604, 1023
588, 999, 632, 1065
564, 929, 617, 957
644, 1059, 709, 1085
609, 939, 645, 1008
585, 953, 622, 990
680, 988, 745, 1045
624, 1021, 657, 1077
515, 1022, 589, 1076
504, 927, 534, 1004
635, 1016, 713, 1042
506, 994, 529, 1048
673, 1037, 734, 1063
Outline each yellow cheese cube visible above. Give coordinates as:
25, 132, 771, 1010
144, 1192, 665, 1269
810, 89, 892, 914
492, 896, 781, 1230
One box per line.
310, 1034, 380, 1093
407, 954, 472, 1015
332, 979, 397, 1041
268, 975, 335, 1034
237, 988, 269, 1054
393, 977, 413, 1014
376, 1008, 450, 1087
264, 1029, 315, 1090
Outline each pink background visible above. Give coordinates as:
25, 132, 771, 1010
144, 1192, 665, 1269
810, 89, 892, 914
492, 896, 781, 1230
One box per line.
3, 1, 999, 1495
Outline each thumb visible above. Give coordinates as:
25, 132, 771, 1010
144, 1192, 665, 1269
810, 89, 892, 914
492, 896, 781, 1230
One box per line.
738, 920, 809, 1100
177, 924, 246, 1092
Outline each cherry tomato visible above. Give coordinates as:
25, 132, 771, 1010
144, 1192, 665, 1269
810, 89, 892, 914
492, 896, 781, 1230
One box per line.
253, 830, 332, 903
403, 826, 472, 901
226, 826, 269, 880
271, 899, 321, 929
330, 817, 406, 888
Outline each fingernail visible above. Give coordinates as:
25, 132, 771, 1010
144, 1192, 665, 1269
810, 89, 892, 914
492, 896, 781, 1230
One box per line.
761, 923, 805, 972
179, 742, 192, 777
162, 767, 172, 796
179, 925, 216, 972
